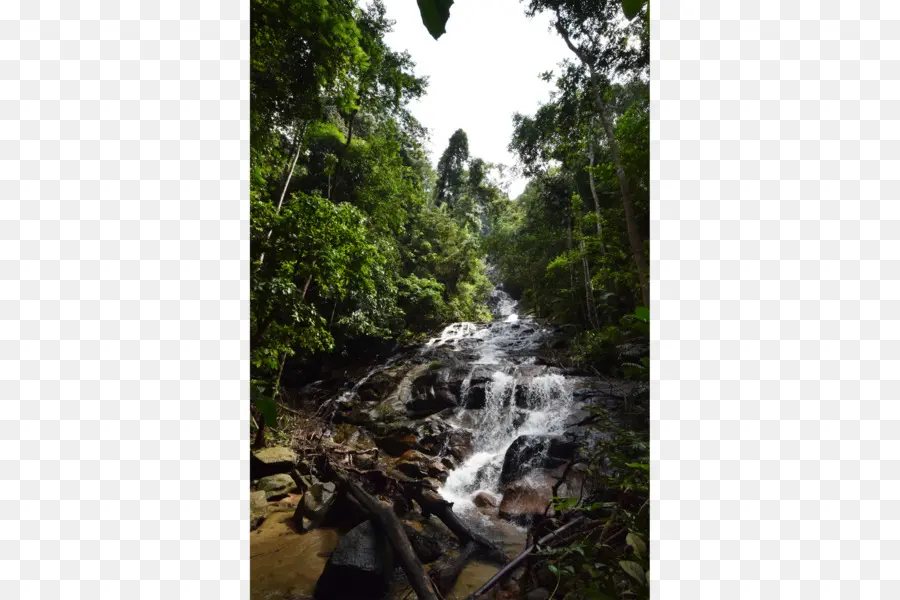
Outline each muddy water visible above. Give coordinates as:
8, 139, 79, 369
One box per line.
252, 510, 526, 600
251, 511, 340, 600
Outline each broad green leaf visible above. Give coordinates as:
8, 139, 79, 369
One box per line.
254, 393, 277, 427
548, 564, 560, 576
634, 306, 649, 321
417, 0, 454, 40
619, 560, 646, 585
626, 532, 647, 559
622, 0, 646, 22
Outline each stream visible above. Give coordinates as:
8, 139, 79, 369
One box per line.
251, 288, 626, 600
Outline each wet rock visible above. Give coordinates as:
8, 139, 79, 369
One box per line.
356, 369, 404, 403
500, 435, 580, 486
395, 450, 450, 481
314, 521, 393, 600
293, 481, 337, 532
407, 368, 459, 418
499, 474, 556, 524
524, 587, 551, 600
474, 459, 502, 489
500, 436, 552, 486
465, 383, 488, 408
473, 491, 500, 509
257, 473, 298, 500
331, 423, 377, 450
402, 521, 451, 564
250, 446, 297, 479
250, 490, 269, 531
445, 429, 475, 462
374, 430, 421, 457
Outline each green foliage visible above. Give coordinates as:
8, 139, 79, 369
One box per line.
417, 0, 454, 39
250, 0, 498, 429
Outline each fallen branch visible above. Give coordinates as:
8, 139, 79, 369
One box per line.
410, 487, 509, 565
331, 468, 442, 600
467, 517, 585, 599
430, 541, 478, 596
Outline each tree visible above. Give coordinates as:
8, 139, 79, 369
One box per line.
525, 0, 649, 305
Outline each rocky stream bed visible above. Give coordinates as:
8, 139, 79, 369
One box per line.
250, 291, 634, 600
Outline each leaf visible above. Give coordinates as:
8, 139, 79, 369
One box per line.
633, 306, 649, 322
417, 0, 454, 40
254, 393, 277, 427
548, 564, 560, 577
626, 532, 647, 559
619, 560, 646, 585
622, 0, 646, 21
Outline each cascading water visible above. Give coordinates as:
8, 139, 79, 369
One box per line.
435, 289, 575, 527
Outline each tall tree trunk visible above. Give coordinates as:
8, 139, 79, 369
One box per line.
258, 122, 306, 267
580, 237, 599, 329
587, 133, 606, 254
330, 109, 358, 201
596, 97, 649, 306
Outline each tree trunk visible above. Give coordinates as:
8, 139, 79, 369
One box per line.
411, 487, 509, 565
258, 122, 306, 267
330, 109, 358, 201
580, 238, 598, 329
596, 97, 649, 306
587, 134, 606, 254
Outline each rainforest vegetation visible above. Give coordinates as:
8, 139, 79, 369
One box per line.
250, 1, 649, 598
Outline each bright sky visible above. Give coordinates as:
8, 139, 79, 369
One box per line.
381, 0, 571, 198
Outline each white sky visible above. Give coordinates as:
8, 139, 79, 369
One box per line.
380, 0, 571, 198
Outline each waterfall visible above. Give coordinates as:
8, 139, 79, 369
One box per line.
436, 292, 574, 522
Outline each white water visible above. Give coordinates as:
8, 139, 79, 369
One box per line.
436, 290, 575, 521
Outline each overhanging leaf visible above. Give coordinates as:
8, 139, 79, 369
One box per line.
626, 532, 647, 559
619, 560, 646, 585
254, 395, 277, 427
417, 0, 454, 40
622, 0, 645, 21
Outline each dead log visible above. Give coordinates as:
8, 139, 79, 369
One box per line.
430, 541, 478, 597
331, 469, 442, 600
410, 487, 509, 565
467, 517, 586, 599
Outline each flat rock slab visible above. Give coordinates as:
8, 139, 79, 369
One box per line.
251, 446, 297, 479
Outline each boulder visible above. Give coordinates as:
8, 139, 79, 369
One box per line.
250, 490, 269, 531
395, 450, 450, 481
473, 491, 500, 509
314, 521, 393, 600
374, 426, 421, 457
525, 587, 551, 600
499, 474, 556, 524
356, 369, 404, 403
444, 429, 475, 462
407, 368, 459, 418
250, 446, 297, 479
499, 436, 552, 486
293, 481, 337, 532
465, 383, 487, 409
256, 473, 298, 500
500, 435, 579, 486
402, 521, 450, 564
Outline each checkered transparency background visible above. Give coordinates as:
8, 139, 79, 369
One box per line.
653, 1, 895, 599
0, 0, 894, 598
1, 0, 249, 598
